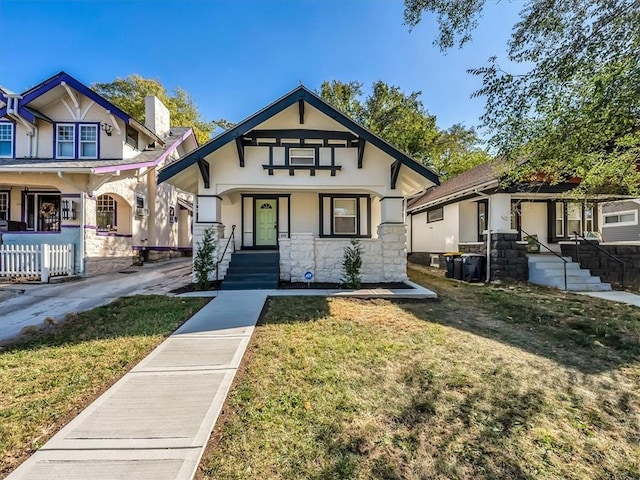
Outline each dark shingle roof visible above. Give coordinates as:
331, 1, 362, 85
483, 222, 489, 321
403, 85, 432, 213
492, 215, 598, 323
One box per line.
408, 161, 506, 211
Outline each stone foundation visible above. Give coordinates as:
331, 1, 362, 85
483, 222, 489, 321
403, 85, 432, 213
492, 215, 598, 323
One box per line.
85, 256, 136, 276
279, 224, 408, 284
489, 232, 528, 281
459, 242, 486, 255
560, 242, 640, 289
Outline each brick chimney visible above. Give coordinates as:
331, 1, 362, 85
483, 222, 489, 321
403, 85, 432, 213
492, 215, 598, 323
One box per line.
144, 96, 170, 138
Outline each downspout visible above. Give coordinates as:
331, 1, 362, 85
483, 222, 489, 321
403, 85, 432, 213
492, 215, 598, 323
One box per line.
475, 190, 492, 282
80, 192, 86, 276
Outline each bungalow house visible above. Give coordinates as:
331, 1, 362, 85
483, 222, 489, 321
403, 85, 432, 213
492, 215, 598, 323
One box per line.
600, 199, 640, 243
0, 72, 198, 278
407, 161, 617, 291
158, 86, 439, 287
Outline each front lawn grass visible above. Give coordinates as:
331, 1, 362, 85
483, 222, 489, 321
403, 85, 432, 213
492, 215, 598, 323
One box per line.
0, 295, 208, 475
201, 269, 640, 479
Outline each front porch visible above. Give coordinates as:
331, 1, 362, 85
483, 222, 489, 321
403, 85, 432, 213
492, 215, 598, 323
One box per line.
195, 190, 409, 284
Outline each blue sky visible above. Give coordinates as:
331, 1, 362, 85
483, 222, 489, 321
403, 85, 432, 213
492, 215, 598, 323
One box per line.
0, 0, 522, 133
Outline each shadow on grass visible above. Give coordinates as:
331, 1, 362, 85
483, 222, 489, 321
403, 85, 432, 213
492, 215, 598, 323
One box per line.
258, 296, 331, 326
1, 295, 209, 353
401, 269, 640, 374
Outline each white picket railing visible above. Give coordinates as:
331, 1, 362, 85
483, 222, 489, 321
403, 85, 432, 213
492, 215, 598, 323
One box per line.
0, 244, 74, 282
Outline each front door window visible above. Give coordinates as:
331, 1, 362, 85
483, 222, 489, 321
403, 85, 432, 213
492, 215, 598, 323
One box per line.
255, 199, 277, 246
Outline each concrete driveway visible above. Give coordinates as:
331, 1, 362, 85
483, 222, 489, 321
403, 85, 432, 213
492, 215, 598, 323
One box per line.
0, 258, 192, 344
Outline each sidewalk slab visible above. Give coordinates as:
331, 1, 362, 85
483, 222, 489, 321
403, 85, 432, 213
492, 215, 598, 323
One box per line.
576, 290, 640, 307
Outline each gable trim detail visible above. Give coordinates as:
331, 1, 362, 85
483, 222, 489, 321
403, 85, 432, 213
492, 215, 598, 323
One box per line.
158, 86, 440, 185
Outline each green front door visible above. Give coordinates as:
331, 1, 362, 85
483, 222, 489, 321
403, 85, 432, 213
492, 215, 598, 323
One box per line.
255, 199, 277, 246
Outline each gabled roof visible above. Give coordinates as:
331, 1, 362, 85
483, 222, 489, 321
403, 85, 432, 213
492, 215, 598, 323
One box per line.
407, 161, 504, 212
0, 71, 161, 143
158, 85, 440, 185
0, 127, 194, 174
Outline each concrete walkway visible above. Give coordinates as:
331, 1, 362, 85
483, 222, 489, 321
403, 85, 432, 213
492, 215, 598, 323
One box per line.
7, 290, 267, 480
577, 290, 640, 307
0, 258, 192, 344
6, 281, 438, 480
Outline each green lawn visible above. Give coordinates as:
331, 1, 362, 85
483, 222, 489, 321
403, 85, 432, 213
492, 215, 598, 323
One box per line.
0, 295, 208, 476
200, 269, 640, 480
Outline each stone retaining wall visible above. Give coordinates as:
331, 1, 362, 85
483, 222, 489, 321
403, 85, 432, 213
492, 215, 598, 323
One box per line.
560, 242, 640, 288
459, 242, 486, 255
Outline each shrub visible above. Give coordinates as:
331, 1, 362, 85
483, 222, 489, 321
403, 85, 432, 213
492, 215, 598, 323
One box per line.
194, 227, 216, 290
342, 239, 363, 289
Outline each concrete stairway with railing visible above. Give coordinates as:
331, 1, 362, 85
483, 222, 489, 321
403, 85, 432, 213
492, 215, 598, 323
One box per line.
220, 251, 279, 290
528, 254, 612, 292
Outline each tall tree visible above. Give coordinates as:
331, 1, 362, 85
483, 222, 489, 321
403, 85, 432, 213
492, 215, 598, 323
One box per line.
319, 80, 490, 178
403, 0, 640, 194
93, 75, 228, 145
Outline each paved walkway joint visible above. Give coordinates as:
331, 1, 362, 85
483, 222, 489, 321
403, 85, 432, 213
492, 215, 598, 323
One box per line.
7, 283, 437, 480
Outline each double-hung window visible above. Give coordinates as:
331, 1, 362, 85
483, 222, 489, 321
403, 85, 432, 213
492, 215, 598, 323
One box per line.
56, 124, 75, 158
333, 198, 357, 235
79, 125, 98, 158
0, 123, 13, 157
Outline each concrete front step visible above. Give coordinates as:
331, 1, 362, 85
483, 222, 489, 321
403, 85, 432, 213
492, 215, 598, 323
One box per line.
226, 265, 280, 274
529, 279, 613, 292
223, 273, 279, 281
527, 254, 612, 292
221, 280, 279, 290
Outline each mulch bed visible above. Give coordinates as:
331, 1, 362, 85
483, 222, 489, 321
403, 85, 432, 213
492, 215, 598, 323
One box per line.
279, 281, 413, 290
170, 281, 223, 294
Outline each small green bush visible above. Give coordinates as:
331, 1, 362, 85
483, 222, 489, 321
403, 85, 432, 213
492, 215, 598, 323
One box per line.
342, 239, 363, 289
194, 226, 216, 290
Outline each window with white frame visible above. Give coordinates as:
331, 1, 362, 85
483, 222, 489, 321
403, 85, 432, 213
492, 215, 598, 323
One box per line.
126, 125, 138, 149
79, 124, 98, 158
603, 210, 638, 227
289, 148, 315, 166
555, 202, 565, 237
56, 124, 75, 158
0, 123, 13, 157
333, 198, 357, 234
96, 194, 117, 231
0, 192, 8, 220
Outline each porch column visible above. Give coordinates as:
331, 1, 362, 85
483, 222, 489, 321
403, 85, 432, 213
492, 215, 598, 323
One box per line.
380, 196, 404, 224
197, 195, 222, 224
378, 196, 407, 282
487, 193, 527, 282
489, 193, 515, 233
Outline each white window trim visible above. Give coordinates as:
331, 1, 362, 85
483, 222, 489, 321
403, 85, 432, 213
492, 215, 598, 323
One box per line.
56, 123, 76, 159
0, 122, 14, 158
289, 148, 315, 166
602, 209, 638, 228
333, 198, 357, 235
0, 191, 9, 220
79, 124, 98, 159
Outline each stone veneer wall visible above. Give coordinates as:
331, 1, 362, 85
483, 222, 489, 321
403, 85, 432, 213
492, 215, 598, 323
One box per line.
458, 242, 486, 255
279, 224, 408, 283
560, 242, 640, 288
85, 233, 135, 276
489, 232, 528, 281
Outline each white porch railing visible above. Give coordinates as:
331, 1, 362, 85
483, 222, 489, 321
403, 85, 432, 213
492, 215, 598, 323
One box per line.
0, 244, 74, 282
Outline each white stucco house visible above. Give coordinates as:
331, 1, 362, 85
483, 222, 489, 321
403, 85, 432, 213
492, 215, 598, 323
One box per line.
158, 86, 439, 285
0, 72, 198, 278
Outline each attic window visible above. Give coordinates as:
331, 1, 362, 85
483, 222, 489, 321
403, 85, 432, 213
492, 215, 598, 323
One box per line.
126, 126, 138, 149
289, 148, 315, 166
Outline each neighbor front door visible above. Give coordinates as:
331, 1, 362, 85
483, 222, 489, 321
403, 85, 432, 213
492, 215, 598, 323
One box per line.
255, 199, 277, 247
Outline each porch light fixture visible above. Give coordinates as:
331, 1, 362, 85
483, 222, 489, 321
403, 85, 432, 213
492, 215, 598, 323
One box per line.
101, 122, 113, 136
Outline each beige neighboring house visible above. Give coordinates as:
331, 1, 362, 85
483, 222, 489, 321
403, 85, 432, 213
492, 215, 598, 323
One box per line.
0, 72, 197, 277
158, 86, 440, 284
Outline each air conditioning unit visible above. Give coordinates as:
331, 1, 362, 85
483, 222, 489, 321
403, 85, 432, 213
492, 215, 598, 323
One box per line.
136, 207, 149, 217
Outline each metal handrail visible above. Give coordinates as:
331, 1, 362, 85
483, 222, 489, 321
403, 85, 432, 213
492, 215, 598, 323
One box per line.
216, 225, 236, 282
572, 231, 625, 289
521, 228, 568, 291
